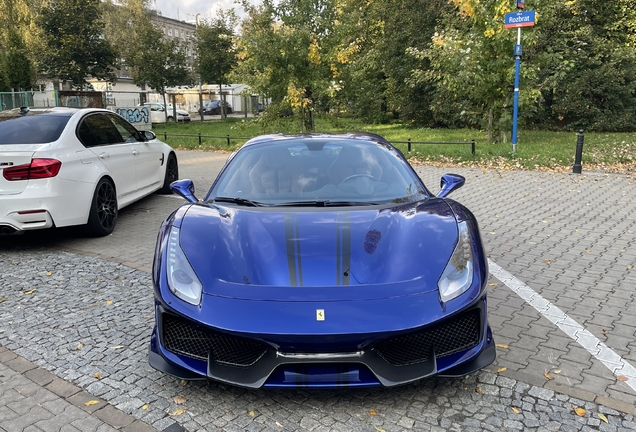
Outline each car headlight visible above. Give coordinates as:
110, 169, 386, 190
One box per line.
437, 221, 474, 303
166, 227, 202, 305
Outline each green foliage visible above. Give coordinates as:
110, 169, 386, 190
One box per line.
195, 12, 237, 87
127, 21, 192, 111
528, 0, 636, 131
4, 29, 36, 90
38, 0, 117, 89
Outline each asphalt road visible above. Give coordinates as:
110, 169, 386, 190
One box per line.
1, 149, 636, 431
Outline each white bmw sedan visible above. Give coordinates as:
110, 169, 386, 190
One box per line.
0, 107, 178, 236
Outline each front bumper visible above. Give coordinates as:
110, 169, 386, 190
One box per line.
149, 298, 495, 388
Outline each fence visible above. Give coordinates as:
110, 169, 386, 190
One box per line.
0, 91, 58, 110
154, 132, 477, 155
393, 138, 476, 156
0, 90, 260, 115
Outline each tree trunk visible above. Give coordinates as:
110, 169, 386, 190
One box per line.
162, 91, 168, 123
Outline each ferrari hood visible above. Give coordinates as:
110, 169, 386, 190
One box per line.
176, 200, 459, 296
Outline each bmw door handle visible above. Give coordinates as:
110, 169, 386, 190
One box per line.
99, 152, 110, 159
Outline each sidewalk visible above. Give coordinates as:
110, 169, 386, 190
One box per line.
0, 346, 159, 432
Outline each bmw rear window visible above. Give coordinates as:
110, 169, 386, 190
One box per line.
0, 114, 70, 144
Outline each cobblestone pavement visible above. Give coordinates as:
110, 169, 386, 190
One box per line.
1, 149, 636, 431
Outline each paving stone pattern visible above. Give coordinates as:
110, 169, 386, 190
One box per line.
1, 149, 636, 431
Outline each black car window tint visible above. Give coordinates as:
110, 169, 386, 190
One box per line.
0, 115, 69, 145
82, 114, 123, 145
77, 119, 98, 147
107, 113, 138, 143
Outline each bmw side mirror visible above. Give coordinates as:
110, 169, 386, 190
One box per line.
143, 130, 156, 141
437, 174, 465, 198
171, 179, 198, 203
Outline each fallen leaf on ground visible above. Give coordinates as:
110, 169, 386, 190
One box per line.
505, 249, 511, 252
488, 283, 498, 287
106, 300, 113, 305
174, 396, 187, 405
368, 410, 378, 416
602, 329, 609, 335
142, 404, 149, 410
276, 422, 283, 428
374, 426, 386, 432
476, 386, 483, 394
94, 373, 102, 379
598, 413, 608, 423
180, 379, 188, 386
544, 371, 554, 380
46, 271, 52, 276
572, 406, 586, 417
170, 408, 187, 416
495, 344, 509, 349
24, 289, 36, 295
497, 367, 507, 373
110, 345, 124, 350
77, 343, 84, 349
511, 407, 520, 414
553, 370, 561, 374
249, 411, 255, 417
543, 259, 552, 265
85, 400, 100, 406
617, 375, 628, 381
0, 297, 6, 303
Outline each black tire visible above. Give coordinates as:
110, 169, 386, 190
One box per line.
86, 178, 117, 237
167, 116, 174, 122
159, 153, 178, 194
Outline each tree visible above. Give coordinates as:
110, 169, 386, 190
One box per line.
195, 11, 238, 119
127, 23, 192, 121
4, 29, 36, 90
334, 0, 452, 124
237, 0, 343, 131
528, 0, 636, 131
38, 0, 117, 89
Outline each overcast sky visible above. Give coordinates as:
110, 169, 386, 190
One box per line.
152, 0, 248, 22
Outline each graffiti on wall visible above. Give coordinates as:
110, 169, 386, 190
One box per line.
116, 107, 150, 124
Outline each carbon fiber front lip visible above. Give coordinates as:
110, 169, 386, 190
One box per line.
207, 347, 437, 388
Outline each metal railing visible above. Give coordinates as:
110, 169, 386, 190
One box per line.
157, 132, 476, 155
392, 138, 476, 156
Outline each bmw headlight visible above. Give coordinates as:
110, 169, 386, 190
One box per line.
438, 221, 474, 303
166, 227, 202, 305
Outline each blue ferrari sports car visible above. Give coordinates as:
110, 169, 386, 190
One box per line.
149, 133, 495, 388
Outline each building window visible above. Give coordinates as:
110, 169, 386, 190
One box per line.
168, 28, 172, 36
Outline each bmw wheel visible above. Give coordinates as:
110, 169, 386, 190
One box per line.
86, 178, 118, 236
158, 153, 178, 194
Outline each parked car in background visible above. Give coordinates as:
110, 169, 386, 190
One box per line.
0, 107, 178, 236
141, 102, 191, 123
149, 132, 495, 388
200, 100, 233, 115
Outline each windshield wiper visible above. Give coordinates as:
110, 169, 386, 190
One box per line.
211, 196, 266, 207
271, 200, 380, 207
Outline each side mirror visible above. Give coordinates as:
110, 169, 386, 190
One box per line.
171, 179, 198, 203
143, 130, 156, 141
437, 174, 465, 198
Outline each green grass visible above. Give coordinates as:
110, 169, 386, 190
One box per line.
153, 116, 636, 172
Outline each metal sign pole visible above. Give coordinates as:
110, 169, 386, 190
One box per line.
512, 28, 521, 153
504, 8, 535, 154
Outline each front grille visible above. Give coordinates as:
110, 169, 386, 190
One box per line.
373, 309, 481, 366
162, 314, 268, 367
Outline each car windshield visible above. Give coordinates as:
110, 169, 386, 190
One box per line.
209, 138, 428, 206
0, 113, 70, 144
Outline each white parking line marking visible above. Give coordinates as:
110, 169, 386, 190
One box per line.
488, 259, 636, 392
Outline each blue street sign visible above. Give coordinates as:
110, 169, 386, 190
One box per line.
505, 10, 535, 28
517, 0, 525, 9
514, 44, 522, 56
